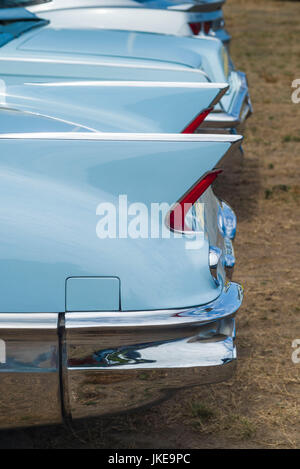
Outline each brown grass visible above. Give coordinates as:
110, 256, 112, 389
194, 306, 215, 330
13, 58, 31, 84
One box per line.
0, 0, 300, 449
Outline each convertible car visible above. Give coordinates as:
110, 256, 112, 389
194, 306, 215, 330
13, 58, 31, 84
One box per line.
28, 0, 231, 46
0, 4, 251, 131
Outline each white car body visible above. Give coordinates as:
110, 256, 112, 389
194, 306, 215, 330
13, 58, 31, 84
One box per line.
28, 0, 228, 40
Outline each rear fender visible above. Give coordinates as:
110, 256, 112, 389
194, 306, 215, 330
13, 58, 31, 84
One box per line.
0, 132, 242, 312
1, 80, 228, 133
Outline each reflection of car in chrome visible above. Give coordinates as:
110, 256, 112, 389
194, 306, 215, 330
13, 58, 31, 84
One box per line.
0, 339, 5, 364
0, 130, 243, 428
0, 0, 245, 429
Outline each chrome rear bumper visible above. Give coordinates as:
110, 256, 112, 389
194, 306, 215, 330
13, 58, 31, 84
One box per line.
63, 281, 242, 420
201, 71, 252, 131
0, 281, 242, 428
0, 313, 61, 429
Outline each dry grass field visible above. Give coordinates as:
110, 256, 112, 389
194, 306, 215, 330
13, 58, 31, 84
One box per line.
0, 0, 300, 449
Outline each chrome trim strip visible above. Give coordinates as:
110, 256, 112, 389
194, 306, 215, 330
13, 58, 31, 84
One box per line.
64, 281, 241, 419
0, 132, 243, 143
232, 71, 253, 117
202, 111, 241, 128
209, 245, 222, 285
65, 281, 243, 328
0, 313, 58, 329
0, 55, 207, 74
210, 85, 229, 107
223, 237, 235, 281
203, 71, 252, 129
218, 200, 237, 240
28, 80, 229, 90
217, 200, 237, 281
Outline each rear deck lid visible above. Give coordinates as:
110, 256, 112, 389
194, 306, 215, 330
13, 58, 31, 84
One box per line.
18, 27, 204, 69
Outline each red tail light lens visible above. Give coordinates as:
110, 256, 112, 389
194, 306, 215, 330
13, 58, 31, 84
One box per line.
181, 107, 213, 134
188, 22, 202, 35
167, 169, 223, 232
204, 22, 211, 34
203, 21, 212, 34
189, 21, 212, 35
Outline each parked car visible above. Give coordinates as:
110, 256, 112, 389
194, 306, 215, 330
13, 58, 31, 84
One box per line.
0, 1, 244, 429
0, 125, 243, 427
0, 5, 251, 131
28, 0, 231, 46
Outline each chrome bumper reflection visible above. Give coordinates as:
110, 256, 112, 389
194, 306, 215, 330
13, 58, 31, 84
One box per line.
0, 283, 243, 427
202, 71, 252, 130
63, 282, 242, 420
0, 313, 61, 429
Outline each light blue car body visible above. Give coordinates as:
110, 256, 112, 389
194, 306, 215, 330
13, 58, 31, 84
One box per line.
0, 4, 241, 315
0, 132, 239, 313
1, 81, 228, 133
0, 11, 240, 116
27, 0, 231, 45
0, 2, 245, 429
137, 0, 231, 45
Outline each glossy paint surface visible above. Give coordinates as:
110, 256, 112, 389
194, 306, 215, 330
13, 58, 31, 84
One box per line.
27, 0, 225, 16
37, 7, 222, 37
0, 1, 232, 98
1, 81, 228, 133
0, 43, 209, 85
0, 133, 240, 312
26, 0, 228, 44
66, 277, 120, 311
0, 18, 232, 109
18, 28, 226, 81
0, 11, 233, 108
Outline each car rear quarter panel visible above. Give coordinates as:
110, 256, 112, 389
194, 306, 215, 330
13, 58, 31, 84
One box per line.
0, 135, 235, 313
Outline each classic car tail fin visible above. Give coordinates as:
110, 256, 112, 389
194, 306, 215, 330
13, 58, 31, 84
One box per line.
0, 131, 242, 207
0, 131, 242, 313
2, 81, 228, 133
181, 107, 213, 133
166, 169, 223, 232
